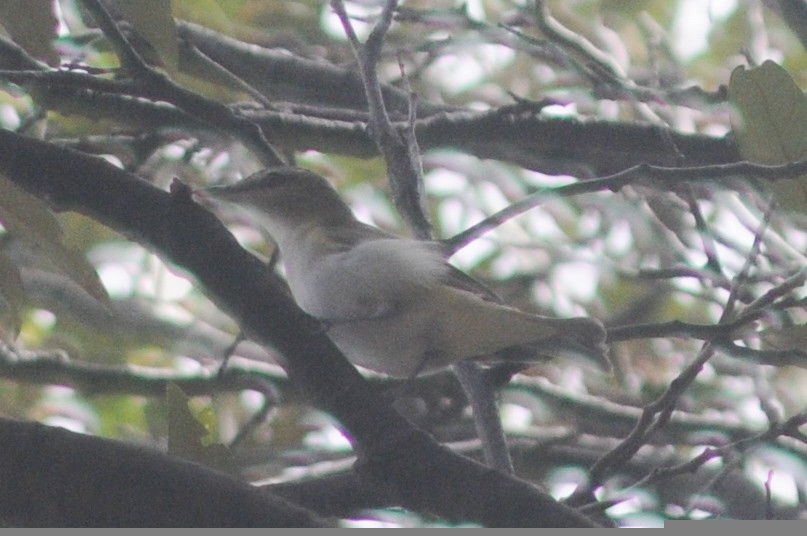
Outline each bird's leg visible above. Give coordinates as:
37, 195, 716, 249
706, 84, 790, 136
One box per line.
217, 246, 279, 377
216, 331, 245, 379
312, 318, 333, 335
452, 360, 515, 475
390, 350, 436, 400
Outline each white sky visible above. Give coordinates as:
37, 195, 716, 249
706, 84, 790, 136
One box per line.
671, 0, 738, 59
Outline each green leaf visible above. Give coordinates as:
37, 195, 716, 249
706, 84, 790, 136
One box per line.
758, 324, 807, 367
0, 0, 59, 66
760, 324, 807, 350
728, 60, 807, 211
53, 247, 111, 306
166, 383, 236, 474
115, 0, 179, 71
0, 251, 23, 338
0, 175, 64, 244
172, 0, 238, 35
0, 175, 110, 308
166, 382, 207, 460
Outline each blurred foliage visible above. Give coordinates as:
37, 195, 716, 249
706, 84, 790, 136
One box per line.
730, 60, 807, 210
2, 0, 807, 527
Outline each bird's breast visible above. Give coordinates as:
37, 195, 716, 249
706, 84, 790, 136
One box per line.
283, 237, 448, 322
323, 302, 451, 377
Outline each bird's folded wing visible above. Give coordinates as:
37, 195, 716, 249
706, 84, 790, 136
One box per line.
430, 287, 606, 361
298, 238, 448, 321
523, 317, 611, 371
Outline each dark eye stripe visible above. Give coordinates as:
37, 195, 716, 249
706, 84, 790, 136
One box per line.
219, 167, 319, 193
236, 167, 297, 190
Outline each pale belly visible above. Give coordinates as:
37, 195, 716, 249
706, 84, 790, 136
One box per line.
324, 307, 453, 378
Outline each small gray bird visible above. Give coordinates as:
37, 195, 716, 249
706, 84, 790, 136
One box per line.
201, 167, 609, 378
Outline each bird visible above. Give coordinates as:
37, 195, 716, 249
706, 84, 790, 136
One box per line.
199, 167, 609, 379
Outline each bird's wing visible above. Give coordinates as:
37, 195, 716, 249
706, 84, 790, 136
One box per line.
298, 235, 448, 323
442, 263, 502, 301
437, 262, 610, 370
428, 286, 560, 359
429, 286, 609, 369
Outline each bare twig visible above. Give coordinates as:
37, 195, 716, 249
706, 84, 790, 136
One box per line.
532, 0, 624, 83
619, 406, 807, 501
739, 266, 807, 319
181, 41, 278, 110
330, 0, 431, 237
586, 343, 717, 487
329, 0, 520, 477
719, 199, 774, 321
79, 0, 152, 75
585, 193, 780, 491
682, 186, 723, 276
78, 0, 284, 167
445, 159, 807, 253
607, 318, 747, 343
526, 0, 667, 125
0, 339, 280, 446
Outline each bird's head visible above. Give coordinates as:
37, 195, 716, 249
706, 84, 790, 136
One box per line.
199, 167, 356, 233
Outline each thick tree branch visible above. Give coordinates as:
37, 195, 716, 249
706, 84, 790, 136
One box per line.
77, 0, 284, 167
176, 20, 452, 117
0, 128, 599, 527
0, 417, 328, 527
0, 65, 738, 177
0, 338, 278, 401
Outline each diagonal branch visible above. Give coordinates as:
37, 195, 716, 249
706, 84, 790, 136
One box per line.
78, 0, 284, 167
445, 159, 807, 252
330, 0, 431, 237
0, 128, 599, 527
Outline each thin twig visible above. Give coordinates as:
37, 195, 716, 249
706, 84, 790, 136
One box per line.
532, 0, 624, 83
78, 0, 285, 168
682, 186, 723, 276
181, 41, 278, 110
739, 266, 807, 319
606, 318, 747, 343
587, 193, 779, 488
720, 198, 774, 322
445, 159, 807, 253
80, 0, 152, 75
330, 0, 520, 477
330, 0, 432, 237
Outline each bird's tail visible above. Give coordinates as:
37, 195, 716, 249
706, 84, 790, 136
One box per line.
498, 317, 611, 372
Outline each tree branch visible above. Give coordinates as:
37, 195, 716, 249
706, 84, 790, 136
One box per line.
0, 417, 328, 527
77, 0, 284, 167
0, 128, 599, 527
